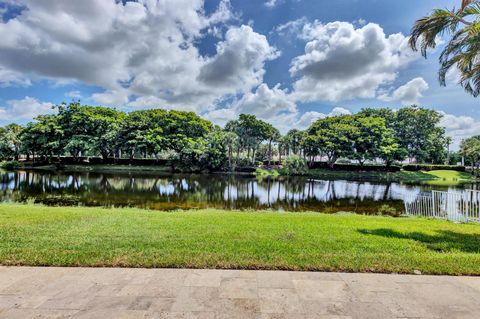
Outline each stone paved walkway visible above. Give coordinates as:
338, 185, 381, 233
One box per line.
0, 267, 479, 318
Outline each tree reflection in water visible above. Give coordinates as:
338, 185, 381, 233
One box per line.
0, 170, 465, 215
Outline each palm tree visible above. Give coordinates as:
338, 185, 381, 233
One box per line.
409, 0, 480, 96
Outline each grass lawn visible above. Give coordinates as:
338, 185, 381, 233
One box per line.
0, 204, 479, 275
299, 169, 475, 185
424, 170, 474, 186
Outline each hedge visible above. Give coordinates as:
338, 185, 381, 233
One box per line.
402, 164, 466, 172
308, 162, 401, 172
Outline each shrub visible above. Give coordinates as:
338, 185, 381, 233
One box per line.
377, 204, 402, 217
283, 155, 308, 176
402, 164, 466, 172
308, 162, 401, 172
1, 160, 23, 170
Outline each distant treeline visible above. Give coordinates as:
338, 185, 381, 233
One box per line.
0, 102, 453, 171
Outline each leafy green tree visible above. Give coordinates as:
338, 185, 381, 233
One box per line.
461, 135, 480, 174
204, 128, 229, 171
21, 115, 63, 161
225, 114, 270, 165
57, 102, 126, 159
394, 106, 446, 163
0, 124, 23, 160
116, 110, 154, 159
284, 129, 303, 156
264, 123, 280, 166
350, 115, 396, 166
307, 115, 358, 167
409, 0, 480, 96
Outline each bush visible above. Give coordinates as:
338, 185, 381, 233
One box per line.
308, 162, 401, 172
402, 164, 466, 172
283, 155, 308, 176
1, 160, 23, 170
377, 204, 402, 217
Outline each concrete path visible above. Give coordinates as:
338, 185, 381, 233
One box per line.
0, 267, 479, 319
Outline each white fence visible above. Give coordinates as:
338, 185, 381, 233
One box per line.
404, 190, 480, 223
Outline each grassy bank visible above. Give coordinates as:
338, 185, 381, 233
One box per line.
0, 204, 479, 275
256, 168, 475, 185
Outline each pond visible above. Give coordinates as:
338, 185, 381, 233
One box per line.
0, 170, 472, 215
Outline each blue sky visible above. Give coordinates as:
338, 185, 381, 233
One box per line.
0, 0, 477, 147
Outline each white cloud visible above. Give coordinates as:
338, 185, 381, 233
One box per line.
290, 21, 419, 103
292, 107, 352, 130
0, 0, 278, 113
198, 25, 279, 92
439, 112, 480, 150
0, 67, 31, 87
65, 90, 82, 99
233, 84, 296, 118
378, 77, 429, 105
0, 96, 54, 121
274, 17, 308, 37
204, 83, 295, 128
265, 0, 280, 8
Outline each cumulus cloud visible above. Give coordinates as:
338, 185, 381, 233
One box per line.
198, 25, 279, 91
0, 0, 278, 112
378, 77, 429, 105
204, 83, 295, 128
204, 81, 353, 133
0, 96, 54, 120
293, 107, 352, 129
439, 112, 480, 150
290, 21, 419, 102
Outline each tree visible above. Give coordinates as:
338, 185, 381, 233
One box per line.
204, 128, 229, 171
409, 0, 480, 96
21, 115, 63, 161
57, 102, 126, 159
0, 124, 23, 160
306, 115, 357, 167
461, 135, 480, 174
284, 129, 303, 156
393, 106, 446, 163
350, 115, 394, 166
225, 114, 270, 165
264, 123, 280, 166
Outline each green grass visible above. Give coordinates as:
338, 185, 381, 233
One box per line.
305, 169, 475, 185
424, 170, 473, 186
0, 204, 479, 275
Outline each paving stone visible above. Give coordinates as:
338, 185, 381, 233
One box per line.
171, 287, 220, 312
1, 267, 480, 318
219, 277, 258, 299
144, 311, 216, 319
293, 280, 349, 301
0, 308, 79, 318
257, 271, 294, 289
258, 288, 304, 314
183, 270, 223, 288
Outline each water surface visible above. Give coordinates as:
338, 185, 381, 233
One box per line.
0, 170, 468, 214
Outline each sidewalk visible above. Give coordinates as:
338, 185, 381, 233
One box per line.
0, 267, 479, 318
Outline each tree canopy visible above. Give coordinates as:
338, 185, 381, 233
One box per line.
0, 103, 456, 171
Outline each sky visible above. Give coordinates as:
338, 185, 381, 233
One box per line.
0, 0, 478, 149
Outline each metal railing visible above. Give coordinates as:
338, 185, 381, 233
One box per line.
404, 190, 480, 223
